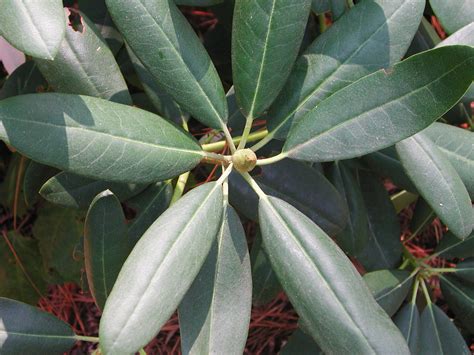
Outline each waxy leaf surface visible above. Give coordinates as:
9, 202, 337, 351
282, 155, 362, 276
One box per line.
0, 94, 203, 183
100, 183, 223, 354
259, 196, 409, 354
283, 46, 474, 162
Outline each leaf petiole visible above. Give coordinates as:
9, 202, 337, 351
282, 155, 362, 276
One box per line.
256, 152, 287, 166
74, 335, 99, 343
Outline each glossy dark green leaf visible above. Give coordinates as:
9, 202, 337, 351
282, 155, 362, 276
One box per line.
440, 275, 474, 333
84, 191, 129, 311
454, 258, 474, 283
36, 10, 131, 105
23, 162, 60, 207
39, 172, 147, 209
434, 231, 474, 259
266, 0, 424, 140
0, 0, 66, 59
363, 146, 417, 193
0, 154, 28, 218
280, 328, 323, 355
0, 61, 47, 100
179, 205, 251, 355
259, 195, 409, 354
410, 197, 436, 237
429, 0, 474, 34
232, 0, 311, 119
250, 232, 281, 306
396, 132, 473, 239
283, 46, 474, 162
327, 162, 369, 255
0, 94, 203, 183
363, 269, 412, 316
357, 171, 402, 271
126, 45, 186, 125
329, 0, 348, 20
32, 204, 84, 284
0, 232, 47, 305
229, 159, 348, 236
106, 0, 228, 129
424, 123, 474, 199
100, 182, 224, 354
0, 297, 75, 354
126, 181, 173, 245
419, 303, 470, 354
77, 0, 123, 55
394, 302, 421, 354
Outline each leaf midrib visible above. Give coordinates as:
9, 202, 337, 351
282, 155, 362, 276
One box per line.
1, 116, 203, 156
0, 329, 74, 340
286, 56, 473, 154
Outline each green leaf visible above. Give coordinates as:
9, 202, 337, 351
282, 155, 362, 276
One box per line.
258, 195, 409, 354
327, 162, 369, 255
396, 132, 473, 239
0, 61, 47, 100
267, 0, 424, 140
393, 303, 421, 355
363, 146, 417, 193
363, 269, 413, 316
35, 10, 131, 105
23, 162, 60, 207
126, 181, 173, 246
250, 231, 281, 306
0, 0, 66, 59
32, 204, 84, 284
232, 0, 311, 119
39, 172, 147, 209
0, 94, 203, 183
77, 0, 124, 55
100, 182, 224, 354
0, 232, 47, 305
429, 0, 474, 34
106, 0, 228, 129
280, 328, 323, 354
329, 0, 348, 20
0, 297, 75, 354
311, 0, 329, 15
419, 303, 470, 355
440, 275, 474, 333
424, 123, 474, 199
391, 190, 418, 215
0, 154, 28, 218
454, 258, 474, 283
84, 191, 129, 311
126, 45, 185, 125
410, 197, 436, 237
405, 17, 441, 57
356, 171, 402, 271
229, 159, 348, 236
437, 23, 474, 47
179, 205, 251, 355
174, 0, 223, 5
434, 231, 474, 259
283, 45, 474, 162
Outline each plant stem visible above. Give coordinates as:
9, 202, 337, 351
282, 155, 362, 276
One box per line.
201, 152, 232, 165
237, 117, 254, 150
217, 164, 234, 184
139, 349, 147, 355
420, 279, 432, 305
428, 267, 457, 274
250, 129, 275, 152
318, 14, 327, 33
202, 129, 268, 152
222, 124, 237, 153
410, 278, 420, 304
74, 335, 100, 343
399, 258, 411, 270
239, 171, 267, 199
256, 153, 287, 166
170, 171, 190, 206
